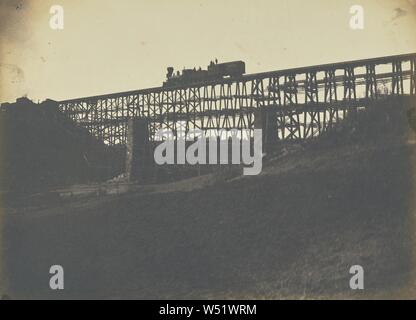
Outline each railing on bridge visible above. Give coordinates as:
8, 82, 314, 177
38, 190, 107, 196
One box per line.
58, 53, 416, 146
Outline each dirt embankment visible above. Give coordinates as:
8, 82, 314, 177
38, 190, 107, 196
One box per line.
2, 97, 416, 299
0, 98, 124, 195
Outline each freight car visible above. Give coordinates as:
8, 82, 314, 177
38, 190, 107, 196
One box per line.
163, 60, 245, 88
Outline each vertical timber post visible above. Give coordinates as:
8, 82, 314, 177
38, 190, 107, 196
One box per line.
126, 118, 150, 182
254, 106, 277, 154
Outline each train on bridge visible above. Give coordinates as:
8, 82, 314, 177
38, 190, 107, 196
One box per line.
163, 60, 246, 88
58, 53, 416, 146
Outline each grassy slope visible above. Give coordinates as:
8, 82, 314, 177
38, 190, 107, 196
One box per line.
2, 100, 416, 299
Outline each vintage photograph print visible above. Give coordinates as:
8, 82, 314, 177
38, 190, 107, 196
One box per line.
1, 0, 416, 302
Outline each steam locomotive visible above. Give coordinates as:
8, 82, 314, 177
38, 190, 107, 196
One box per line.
163, 60, 246, 88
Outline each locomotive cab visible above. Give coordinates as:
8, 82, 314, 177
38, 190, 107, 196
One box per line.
207, 61, 245, 78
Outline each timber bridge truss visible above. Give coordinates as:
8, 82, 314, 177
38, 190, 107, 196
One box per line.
58, 53, 416, 146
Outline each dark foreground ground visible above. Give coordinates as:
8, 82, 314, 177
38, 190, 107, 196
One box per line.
2, 102, 416, 299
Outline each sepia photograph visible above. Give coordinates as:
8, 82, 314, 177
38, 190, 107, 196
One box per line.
1, 0, 416, 307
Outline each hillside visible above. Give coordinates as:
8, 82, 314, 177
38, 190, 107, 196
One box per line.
0, 98, 124, 194
1, 97, 416, 299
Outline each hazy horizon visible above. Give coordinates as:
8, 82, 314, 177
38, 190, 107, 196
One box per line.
1, 0, 416, 103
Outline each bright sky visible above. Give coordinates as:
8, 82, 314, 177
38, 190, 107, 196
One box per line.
0, 0, 415, 103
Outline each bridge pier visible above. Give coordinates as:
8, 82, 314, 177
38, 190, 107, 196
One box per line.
126, 118, 150, 182
254, 106, 277, 153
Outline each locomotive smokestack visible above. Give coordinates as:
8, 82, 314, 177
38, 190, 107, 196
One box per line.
166, 67, 174, 79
